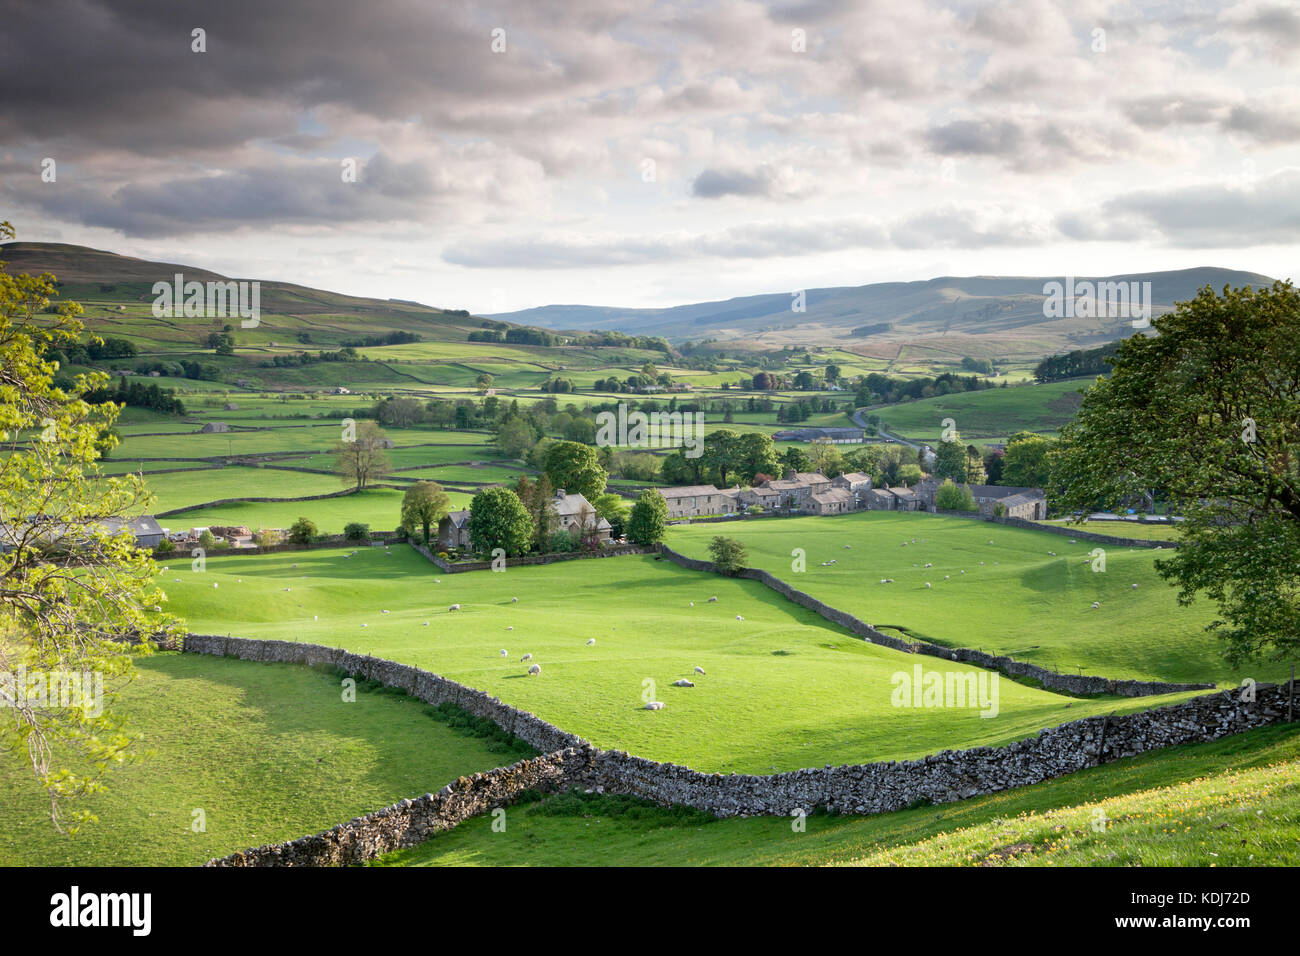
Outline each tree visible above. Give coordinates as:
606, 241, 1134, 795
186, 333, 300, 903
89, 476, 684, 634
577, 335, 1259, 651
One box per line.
702, 429, 741, 487
288, 517, 318, 543
335, 421, 391, 490
1001, 431, 1053, 487
808, 439, 845, 478
401, 481, 450, 546
1051, 281, 1300, 666
781, 446, 812, 474
965, 444, 987, 484
898, 463, 924, 486
933, 439, 968, 482
707, 536, 747, 575
515, 474, 556, 553
934, 479, 977, 512
544, 441, 607, 499
627, 489, 668, 545
343, 522, 371, 542
0, 222, 180, 830
467, 487, 533, 557
733, 432, 781, 485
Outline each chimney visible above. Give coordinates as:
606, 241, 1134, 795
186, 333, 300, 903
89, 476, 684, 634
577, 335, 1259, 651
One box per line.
555, 489, 566, 499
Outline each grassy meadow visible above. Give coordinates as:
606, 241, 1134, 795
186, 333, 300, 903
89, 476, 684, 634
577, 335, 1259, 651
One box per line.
665, 512, 1258, 686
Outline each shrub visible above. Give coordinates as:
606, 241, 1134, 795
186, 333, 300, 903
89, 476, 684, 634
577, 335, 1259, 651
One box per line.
343, 522, 370, 542
547, 530, 576, 553
707, 535, 747, 575
155, 538, 175, 554
287, 517, 317, 544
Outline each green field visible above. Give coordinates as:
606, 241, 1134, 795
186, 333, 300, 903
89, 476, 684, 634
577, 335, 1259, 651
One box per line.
162, 546, 1197, 775
665, 512, 1261, 686
0, 653, 533, 866
875, 380, 1092, 441
379, 722, 1300, 867
164, 486, 473, 533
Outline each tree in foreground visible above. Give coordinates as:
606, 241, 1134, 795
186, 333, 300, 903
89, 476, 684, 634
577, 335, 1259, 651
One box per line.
707, 536, 747, 575
467, 487, 533, 557
626, 488, 667, 545
334, 420, 391, 490
400, 481, 450, 546
1051, 281, 1300, 666
0, 222, 181, 830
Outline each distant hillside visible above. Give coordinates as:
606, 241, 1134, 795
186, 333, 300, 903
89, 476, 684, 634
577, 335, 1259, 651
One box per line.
0, 241, 484, 352
492, 268, 1278, 352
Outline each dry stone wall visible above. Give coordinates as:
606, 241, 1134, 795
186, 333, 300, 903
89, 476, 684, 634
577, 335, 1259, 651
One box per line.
656, 545, 1212, 697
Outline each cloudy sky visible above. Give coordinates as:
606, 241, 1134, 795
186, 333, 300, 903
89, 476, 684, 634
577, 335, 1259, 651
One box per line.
2, 0, 1297, 312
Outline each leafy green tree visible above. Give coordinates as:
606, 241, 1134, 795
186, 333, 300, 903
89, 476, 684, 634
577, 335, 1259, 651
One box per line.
343, 522, 371, 542
544, 440, 607, 500
0, 222, 180, 829
701, 429, 742, 487
808, 440, 845, 477
467, 487, 533, 557
934, 479, 977, 511
1001, 431, 1054, 487
733, 432, 781, 485
514, 474, 556, 553
933, 439, 967, 482
288, 517, 318, 543
1051, 281, 1300, 666
707, 535, 747, 575
627, 489, 668, 545
400, 481, 450, 546
898, 463, 924, 486
781, 446, 812, 475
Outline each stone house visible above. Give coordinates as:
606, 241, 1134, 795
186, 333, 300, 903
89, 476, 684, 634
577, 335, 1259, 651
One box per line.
551, 489, 613, 544
436, 510, 472, 551
888, 486, 924, 511
660, 484, 740, 519
962, 484, 1047, 519
200, 422, 229, 433
808, 487, 854, 515
865, 487, 896, 510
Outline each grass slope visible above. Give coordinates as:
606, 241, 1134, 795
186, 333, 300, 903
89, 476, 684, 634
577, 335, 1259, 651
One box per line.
378, 723, 1300, 867
0, 653, 534, 866
665, 512, 1261, 686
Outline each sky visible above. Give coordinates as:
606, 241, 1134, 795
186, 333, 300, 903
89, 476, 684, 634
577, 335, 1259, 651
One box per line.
1, 0, 1297, 313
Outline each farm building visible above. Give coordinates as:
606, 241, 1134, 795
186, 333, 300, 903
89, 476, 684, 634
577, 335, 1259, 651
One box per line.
551, 489, 613, 544
808, 488, 854, 515
832, 471, 873, 494
659, 485, 740, 519
771, 426, 864, 443
437, 510, 472, 551
200, 422, 229, 433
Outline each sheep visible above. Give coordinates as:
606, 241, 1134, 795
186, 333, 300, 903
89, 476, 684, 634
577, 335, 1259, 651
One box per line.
1132, 583, 1139, 589
213, 582, 218, 588
512, 596, 518, 603
435, 579, 441, 584
944, 575, 950, 580
689, 601, 694, 606
844, 544, 851, 549
237, 579, 243, 583
528, 663, 541, 676
960, 570, 965, 574
644, 701, 665, 710
736, 614, 744, 621
423, 621, 429, 626
173, 578, 181, 583
521, 653, 533, 661
708, 596, 718, 603
381, 609, 390, 614
361, 623, 368, 628
693, 666, 706, 675
1091, 601, 1100, 609
292, 563, 298, 569
925, 582, 932, 588
284, 587, 291, 592
314, 615, 318, 621
586, 638, 596, 646
1048, 551, 1057, 556
672, 679, 695, 687
507, 626, 513, 631
884, 578, 894, 583
500, 649, 507, 656
448, 604, 461, 611
924, 562, 932, 568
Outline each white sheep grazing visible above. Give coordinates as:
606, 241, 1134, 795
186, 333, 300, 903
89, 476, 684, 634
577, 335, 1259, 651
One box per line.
694, 666, 706, 675
292, 563, 298, 568
435, 579, 441, 583
521, 653, 532, 661
1091, 601, 1100, 609
448, 604, 461, 611
880, 578, 888, 584
925, 582, 932, 588
361, 623, 368, 628
423, 621, 429, 626
736, 614, 744, 621
1132, 583, 1139, 589
708, 596, 718, 603
500, 649, 507, 656
528, 663, 541, 676
586, 638, 595, 646
213, 582, 218, 588
689, 601, 695, 607
173, 578, 181, 583
924, 562, 932, 568
314, 615, 318, 621
844, 544, 851, 549
284, 587, 291, 591
960, 570, 965, 574
672, 679, 695, 687
512, 596, 518, 603
644, 701, 665, 710
944, 575, 950, 580
381, 609, 390, 614
884, 578, 894, 583
507, 626, 513, 631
